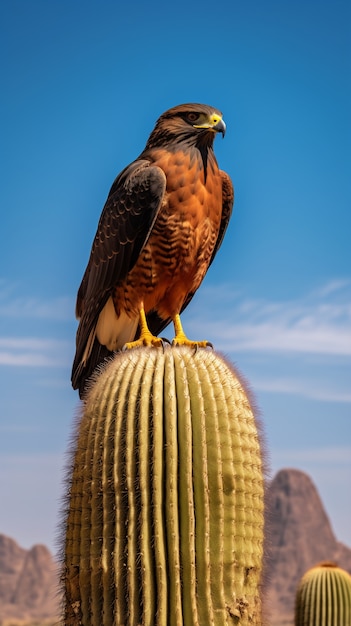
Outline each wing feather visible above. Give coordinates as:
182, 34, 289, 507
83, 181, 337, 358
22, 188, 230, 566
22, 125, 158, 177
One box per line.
72, 159, 166, 391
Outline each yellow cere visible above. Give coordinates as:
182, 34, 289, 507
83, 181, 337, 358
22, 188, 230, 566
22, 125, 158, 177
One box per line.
193, 112, 222, 129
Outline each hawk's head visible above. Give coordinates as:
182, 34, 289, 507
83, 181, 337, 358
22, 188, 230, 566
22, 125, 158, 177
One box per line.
145, 103, 226, 150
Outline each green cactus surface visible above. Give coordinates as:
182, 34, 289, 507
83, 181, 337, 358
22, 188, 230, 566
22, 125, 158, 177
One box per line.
63, 346, 264, 625
294, 561, 351, 626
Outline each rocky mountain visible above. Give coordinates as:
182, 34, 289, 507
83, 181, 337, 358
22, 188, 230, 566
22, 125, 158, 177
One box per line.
0, 469, 350, 624
264, 468, 351, 625
0, 534, 59, 622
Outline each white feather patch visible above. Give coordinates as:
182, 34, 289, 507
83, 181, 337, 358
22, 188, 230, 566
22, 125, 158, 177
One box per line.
96, 297, 139, 350
81, 327, 96, 366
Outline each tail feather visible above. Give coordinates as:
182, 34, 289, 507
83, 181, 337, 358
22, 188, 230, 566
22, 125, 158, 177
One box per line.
96, 302, 139, 351
72, 299, 140, 398
72, 338, 113, 399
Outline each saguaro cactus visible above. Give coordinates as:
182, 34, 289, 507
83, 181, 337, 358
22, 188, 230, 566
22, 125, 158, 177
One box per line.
63, 346, 265, 625
294, 561, 351, 626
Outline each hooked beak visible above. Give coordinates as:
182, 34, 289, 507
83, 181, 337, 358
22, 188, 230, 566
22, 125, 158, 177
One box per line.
213, 118, 226, 137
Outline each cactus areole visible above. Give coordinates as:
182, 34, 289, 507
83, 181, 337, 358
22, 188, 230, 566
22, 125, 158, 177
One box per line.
294, 561, 351, 626
63, 346, 264, 625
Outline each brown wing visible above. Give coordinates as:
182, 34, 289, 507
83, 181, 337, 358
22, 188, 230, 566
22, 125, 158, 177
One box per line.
71, 159, 166, 391
147, 169, 234, 337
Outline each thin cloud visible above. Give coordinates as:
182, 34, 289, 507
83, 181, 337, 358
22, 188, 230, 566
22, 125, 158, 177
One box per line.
0, 284, 73, 321
0, 337, 71, 368
312, 279, 351, 298
303, 446, 351, 465
0, 338, 62, 350
272, 446, 351, 467
253, 377, 351, 403
186, 279, 351, 357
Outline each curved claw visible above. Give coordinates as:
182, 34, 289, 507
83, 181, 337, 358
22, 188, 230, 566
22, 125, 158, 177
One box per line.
123, 336, 163, 351
192, 340, 214, 354
159, 336, 171, 353
160, 336, 171, 345
172, 338, 213, 349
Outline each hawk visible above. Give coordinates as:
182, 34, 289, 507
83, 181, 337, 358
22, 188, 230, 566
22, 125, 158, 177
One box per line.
72, 103, 234, 397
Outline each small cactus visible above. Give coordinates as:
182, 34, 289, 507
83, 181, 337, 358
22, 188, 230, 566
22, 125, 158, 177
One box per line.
62, 346, 265, 625
294, 561, 351, 626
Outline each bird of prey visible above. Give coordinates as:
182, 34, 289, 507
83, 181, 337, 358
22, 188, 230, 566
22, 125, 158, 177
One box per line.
72, 103, 234, 397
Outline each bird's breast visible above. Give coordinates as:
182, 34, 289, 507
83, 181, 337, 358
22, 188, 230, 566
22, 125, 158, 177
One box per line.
115, 148, 223, 318
154, 147, 222, 226
151, 149, 222, 265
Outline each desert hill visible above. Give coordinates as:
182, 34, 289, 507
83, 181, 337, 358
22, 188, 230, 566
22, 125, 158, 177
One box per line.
0, 534, 59, 622
264, 468, 351, 625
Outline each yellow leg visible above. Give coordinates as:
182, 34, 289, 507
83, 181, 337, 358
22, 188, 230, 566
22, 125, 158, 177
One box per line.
124, 308, 163, 350
172, 314, 212, 348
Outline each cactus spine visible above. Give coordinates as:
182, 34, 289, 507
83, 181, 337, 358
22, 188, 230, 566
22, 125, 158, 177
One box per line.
294, 561, 351, 626
63, 346, 264, 625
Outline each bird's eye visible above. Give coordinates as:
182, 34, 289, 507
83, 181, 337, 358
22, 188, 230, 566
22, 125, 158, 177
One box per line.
187, 112, 199, 123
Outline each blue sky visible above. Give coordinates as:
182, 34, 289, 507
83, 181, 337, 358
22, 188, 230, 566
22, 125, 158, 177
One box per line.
0, 0, 350, 556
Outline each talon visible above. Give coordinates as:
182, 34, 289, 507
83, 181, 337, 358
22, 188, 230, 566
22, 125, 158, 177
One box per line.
171, 314, 212, 349
123, 307, 163, 350
123, 336, 163, 350
172, 338, 212, 349
159, 336, 171, 353
160, 336, 171, 345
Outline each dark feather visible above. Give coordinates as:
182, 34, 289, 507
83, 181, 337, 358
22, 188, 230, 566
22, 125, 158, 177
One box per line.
71, 160, 166, 392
